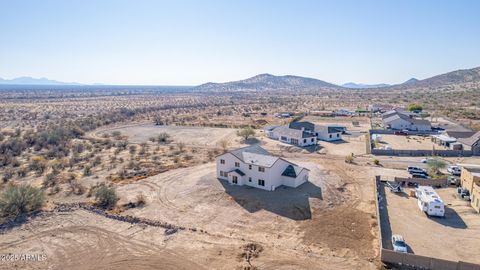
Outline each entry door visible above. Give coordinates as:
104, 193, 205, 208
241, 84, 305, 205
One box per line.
232, 176, 238, 184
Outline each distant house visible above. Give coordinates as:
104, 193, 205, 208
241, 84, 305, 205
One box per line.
334, 109, 354, 116
265, 125, 317, 147
382, 109, 431, 131
216, 145, 309, 191
274, 112, 294, 118
460, 166, 480, 213
266, 121, 343, 145
431, 131, 477, 150
458, 131, 480, 154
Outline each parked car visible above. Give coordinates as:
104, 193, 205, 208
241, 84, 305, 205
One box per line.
411, 173, 429, 179
447, 165, 461, 176
407, 166, 427, 174
392, 235, 408, 253
394, 131, 408, 136
448, 176, 459, 186
421, 158, 433, 163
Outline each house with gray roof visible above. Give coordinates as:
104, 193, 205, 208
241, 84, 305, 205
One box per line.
382, 110, 431, 131
216, 145, 310, 191
265, 121, 343, 145
458, 131, 480, 154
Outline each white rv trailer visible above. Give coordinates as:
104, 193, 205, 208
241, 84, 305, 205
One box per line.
415, 186, 445, 217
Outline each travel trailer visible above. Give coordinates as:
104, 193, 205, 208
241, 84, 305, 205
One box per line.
415, 186, 445, 217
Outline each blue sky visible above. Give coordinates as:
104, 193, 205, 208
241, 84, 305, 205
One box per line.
1, 0, 479, 85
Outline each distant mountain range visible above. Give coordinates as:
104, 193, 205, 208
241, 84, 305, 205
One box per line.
0, 76, 81, 85
3, 66, 480, 91
341, 82, 390, 89
193, 66, 480, 92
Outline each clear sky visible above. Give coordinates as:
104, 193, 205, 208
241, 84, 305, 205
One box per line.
1, 0, 480, 85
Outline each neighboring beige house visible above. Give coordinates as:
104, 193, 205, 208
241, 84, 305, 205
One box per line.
460, 166, 480, 213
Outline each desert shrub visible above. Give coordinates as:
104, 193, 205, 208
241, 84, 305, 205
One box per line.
373, 159, 380, 165
177, 142, 186, 152
0, 184, 45, 220
43, 172, 57, 188
237, 126, 255, 140
94, 185, 118, 209
2, 169, 14, 183
83, 165, 92, 176
129, 145, 137, 155
427, 158, 447, 175
136, 193, 146, 206
29, 156, 47, 176
157, 132, 170, 143
345, 153, 354, 164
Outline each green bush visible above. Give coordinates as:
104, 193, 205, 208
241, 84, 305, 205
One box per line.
0, 184, 45, 220
94, 185, 118, 209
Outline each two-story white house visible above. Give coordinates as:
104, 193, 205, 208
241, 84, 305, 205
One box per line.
216, 145, 309, 191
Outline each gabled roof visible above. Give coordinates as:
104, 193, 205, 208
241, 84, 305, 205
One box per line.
228, 145, 279, 167
288, 121, 315, 132
383, 113, 431, 126
445, 131, 477, 139
458, 131, 480, 146
228, 169, 245, 176
281, 165, 297, 178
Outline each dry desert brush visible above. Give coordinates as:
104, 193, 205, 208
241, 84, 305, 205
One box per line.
0, 184, 45, 221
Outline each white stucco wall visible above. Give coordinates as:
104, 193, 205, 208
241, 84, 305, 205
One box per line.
216, 153, 309, 191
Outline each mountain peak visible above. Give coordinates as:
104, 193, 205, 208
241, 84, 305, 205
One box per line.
194, 73, 339, 92
403, 78, 419, 84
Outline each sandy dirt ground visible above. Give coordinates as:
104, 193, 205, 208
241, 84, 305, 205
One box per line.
0, 155, 408, 270
2, 118, 477, 269
382, 185, 480, 264
375, 134, 449, 150
97, 124, 243, 148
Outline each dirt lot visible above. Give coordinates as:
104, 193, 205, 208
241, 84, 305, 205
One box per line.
374, 134, 449, 150
0, 155, 407, 270
97, 124, 243, 148
382, 185, 480, 264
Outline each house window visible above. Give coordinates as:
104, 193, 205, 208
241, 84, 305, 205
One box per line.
258, 167, 265, 172
280, 136, 287, 141
329, 134, 332, 138
249, 177, 252, 182
235, 162, 240, 167
311, 138, 314, 142
258, 179, 265, 186
220, 159, 225, 164
220, 171, 227, 177
337, 133, 340, 137
291, 138, 298, 145
232, 176, 238, 184
249, 164, 252, 170
303, 139, 307, 143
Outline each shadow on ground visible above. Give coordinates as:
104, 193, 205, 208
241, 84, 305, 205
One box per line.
218, 180, 322, 220
428, 207, 467, 229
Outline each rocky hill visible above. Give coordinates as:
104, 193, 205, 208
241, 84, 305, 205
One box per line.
194, 73, 340, 92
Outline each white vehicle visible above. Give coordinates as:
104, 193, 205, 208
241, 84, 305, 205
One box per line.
391, 234, 407, 253
415, 186, 445, 217
447, 165, 461, 176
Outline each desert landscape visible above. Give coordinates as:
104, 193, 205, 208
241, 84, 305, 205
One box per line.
1, 72, 479, 269
2, 2, 480, 269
